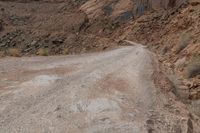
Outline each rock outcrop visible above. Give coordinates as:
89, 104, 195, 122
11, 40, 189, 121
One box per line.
80, 0, 187, 19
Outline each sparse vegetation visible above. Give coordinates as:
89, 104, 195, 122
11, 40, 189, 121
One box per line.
176, 33, 191, 54
62, 48, 69, 55
161, 45, 168, 55
7, 48, 21, 57
102, 19, 120, 31
37, 48, 49, 56
186, 54, 200, 78
0, 18, 3, 31
0, 51, 5, 57
167, 74, 189, 101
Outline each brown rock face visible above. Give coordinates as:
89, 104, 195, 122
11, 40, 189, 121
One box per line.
135, 0, 187, 10
80, 0, 187, 19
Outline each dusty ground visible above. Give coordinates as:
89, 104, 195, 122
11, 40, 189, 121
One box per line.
0, 45, 200, 132
0, 0, 200, 132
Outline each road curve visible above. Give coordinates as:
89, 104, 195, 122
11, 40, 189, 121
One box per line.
0, 45, 199, 133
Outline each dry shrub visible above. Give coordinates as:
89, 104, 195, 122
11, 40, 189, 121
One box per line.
62, 48, 69, 55
167, 74, 188, 101
0, 51, 5, 57
176, 33, 191, 54
37, 48, 49, 56
186, 54, 200, 78
7, 48, 21, 57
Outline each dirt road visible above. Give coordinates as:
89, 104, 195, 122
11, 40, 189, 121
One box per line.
0, 45, 199, 132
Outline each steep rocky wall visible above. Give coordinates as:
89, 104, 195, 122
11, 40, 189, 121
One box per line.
137, 0, 187, 9
80, 0, 187, 20
135, 0, 187, 16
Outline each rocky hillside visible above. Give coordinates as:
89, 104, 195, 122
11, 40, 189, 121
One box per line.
117, 0, 200, 105
0, 0, 187, 56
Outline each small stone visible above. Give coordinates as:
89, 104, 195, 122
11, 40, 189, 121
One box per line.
31, 40, 37, 45
52, 39, 64, 44
55, 105, 62, 111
